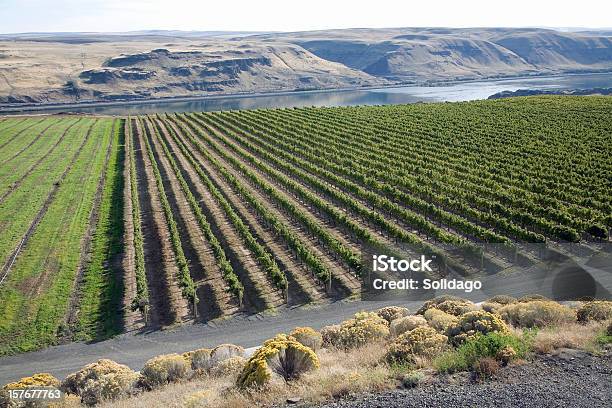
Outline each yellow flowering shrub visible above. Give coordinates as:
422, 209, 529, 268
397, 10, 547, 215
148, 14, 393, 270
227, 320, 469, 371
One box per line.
576, 301, 612, 322
448, 311, 509, 346
141, 354, 190, 389
390, 315, 428, 337
3, 373, 60, 390
61, 359, 134, 394
289, 327, 323, 352
386, 326, 448, 364
60, 359, 138, 406
1, 373, 62, 408
335, 312, 390, 349
498, 301, 576, 328
376, 306, 409, 323
423, 308, 459, 333
237, 335, 319, 388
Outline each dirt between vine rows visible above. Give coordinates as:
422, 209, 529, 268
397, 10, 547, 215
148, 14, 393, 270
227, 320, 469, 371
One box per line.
146, 117, 230, 321
153, 118, 242, 318
159, 117, 323, 307
180, 115, 360, 297
314, 349, 612, 408
132, 119, 189, 327
121, 120, 141, 331
159, 117, 281, 312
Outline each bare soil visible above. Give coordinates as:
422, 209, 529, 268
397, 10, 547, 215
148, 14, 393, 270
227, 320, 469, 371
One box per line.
160, 117, 325, 306
184, 115, 361, 296
131, 118, 189, 328
144, 116, 229, 321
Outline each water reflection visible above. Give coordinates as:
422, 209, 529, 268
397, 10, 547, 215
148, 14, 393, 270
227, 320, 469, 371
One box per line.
4, 73, 612, 116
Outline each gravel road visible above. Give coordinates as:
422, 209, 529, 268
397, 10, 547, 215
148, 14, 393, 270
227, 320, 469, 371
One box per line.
0, 299, 423, 384
316, 349, 612, 408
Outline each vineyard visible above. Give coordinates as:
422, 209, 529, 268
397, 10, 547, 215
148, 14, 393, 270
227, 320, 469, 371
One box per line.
0, 96, 610, 355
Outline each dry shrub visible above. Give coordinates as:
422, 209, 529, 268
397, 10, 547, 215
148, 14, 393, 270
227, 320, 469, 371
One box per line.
290, 342, 389, 402
184, 348, 212, 371
320, 325, 341, 348
472, 357, 499, 380
141, 354, 190, 389
289, 327, 323, 352
61, 359, 138, 406
416, 295, 465, 315
434, 300, 478, 316
481, 302, 503, 314
482, 296, 517, 314
487, 295, 517, 305
498, 301, 576, 328
209, 344, 245, 369
80, 371, 140, 406
390, 315, 428, 337
495, 346, 517, 365
518, 294, 549, 303
209, 357, 247, 378
1, 373, 61, 408
3, 373, 60, 390
183, 344, 245, 377
97, 342, 389, 408
386, 326, 448, 364
607, 321, 612, 337
576, 301, 612, 323
423, 308, 459, 333
401, 371, 425, 388
448, 311, 509, 346
376, 306, 409, 323
530, 322, 604, 353
237, 334, 319, 388
183, 390, 213, 408
325, 312, 389, 349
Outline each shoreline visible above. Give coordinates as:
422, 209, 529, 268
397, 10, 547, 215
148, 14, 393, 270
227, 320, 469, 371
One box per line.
2, 70, 612, 115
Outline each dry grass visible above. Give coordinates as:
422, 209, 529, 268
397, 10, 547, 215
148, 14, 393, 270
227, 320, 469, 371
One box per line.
523, 322, 605, 354
94, 342, 393, 408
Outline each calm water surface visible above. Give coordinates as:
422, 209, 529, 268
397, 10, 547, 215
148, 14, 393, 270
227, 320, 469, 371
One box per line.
5, 73, 612, 115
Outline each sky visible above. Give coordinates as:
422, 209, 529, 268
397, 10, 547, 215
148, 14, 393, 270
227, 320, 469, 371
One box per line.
1, 0, 611, 34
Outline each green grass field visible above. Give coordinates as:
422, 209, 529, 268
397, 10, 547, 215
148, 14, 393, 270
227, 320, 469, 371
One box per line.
0, 117, 121, 354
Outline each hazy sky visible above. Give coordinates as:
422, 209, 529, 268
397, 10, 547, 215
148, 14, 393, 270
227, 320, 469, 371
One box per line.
1, 0, 611, 34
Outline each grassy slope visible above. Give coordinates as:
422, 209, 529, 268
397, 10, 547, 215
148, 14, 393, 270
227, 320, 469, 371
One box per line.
0, 118, 81, 199
0, 118, 58, 162
0, 119, 95, 265
73, 120, 125, 341
0, 119, 115, 355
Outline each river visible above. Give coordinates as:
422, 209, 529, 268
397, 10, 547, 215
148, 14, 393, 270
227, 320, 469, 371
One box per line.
3, 72, 612, 116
